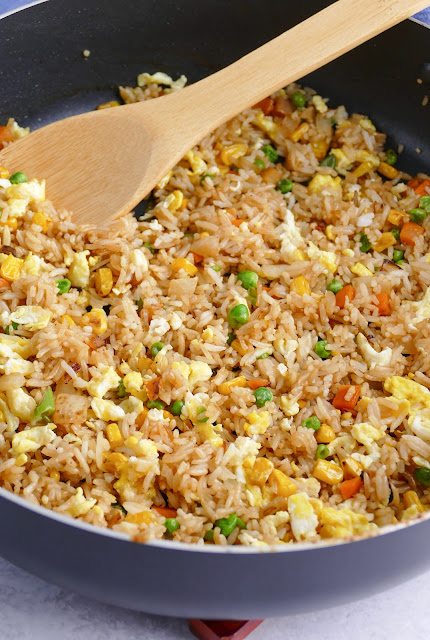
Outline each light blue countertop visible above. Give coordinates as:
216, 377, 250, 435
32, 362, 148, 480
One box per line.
0, 2, 430, 639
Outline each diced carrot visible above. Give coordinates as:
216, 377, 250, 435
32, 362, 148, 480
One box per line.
376, 292, 391, 316
272, 95, 293, 117
247, 379, 270, 390
340, 477, 362, 500
254, 97, 274, 115
332, 385, 361, 411
231, 218, 246, 228
335, 284, 355, 309
153, 506, 177, 518
415, 179, 430, 196
0, 278, 10, 288
192, 251, 204, 264
400, 221, 425, 246
0, 126, 13, 146
145, 376, 162, 401
407, 177, 420, 190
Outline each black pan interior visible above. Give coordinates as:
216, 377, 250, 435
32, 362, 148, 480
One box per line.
1, 0, 429, 175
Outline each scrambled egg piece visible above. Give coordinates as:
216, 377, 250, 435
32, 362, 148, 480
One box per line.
263, 511, 290, 537
0, 395, 19, 431
356, 333, 392, 369
8, 119, 30, 139
173, 362, 212, 392
281, 394, 300, 417
255, 113, 280, 141
114, 448, 160, 501
384, 376, 430, 442
8, 306, 52, 331
6, 388, 36, 422
130, 249, 149, 271
243, 410, 271, 436
274, 338, 298, 360
66, 487, 97, 518
12, 423, 56, 454
308, 174, 342, 198
168, 311, 183, 330
21, 253, 44, 276
288, 493, 318, 541
7, 179, 45, 205
306, 241, 338, 273
319, 507, 375, 538
91, 398, 125, 421
184, 150, 207, 175
331, 148, 352, 174
123, 371, 143, 395
222, 436, 261, 483
137, 71, 187, 91
408, 287, 430, 328
119, 396, 144, 415
196, 422, 223, 448
278, 209, 305, 262
68, 251, 90, 288
183, 391, 213, 424
328, 434, 356, 455
0, 335, 33, 376
87, 364, 121, 399
351, 422, 384, 448
350, 262, 373, 278
312, 95, 328, 113
238, 532, 268, 547
148, 317, 170, 339
188, 361, 212, 388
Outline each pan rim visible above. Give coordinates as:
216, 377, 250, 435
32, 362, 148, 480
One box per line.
0, 1, 429, 556
0, 484, 427, 555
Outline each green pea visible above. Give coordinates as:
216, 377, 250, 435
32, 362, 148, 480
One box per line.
391, 228, 400, 241
11, 321, 18, 331
253, 387, 273, 407
164, 518, 179, 534
237, 270, 258, 290
359, 233, 371, 253
56, 278, 71, 295
393, 249, 404, 263
316, 444, 330, 459
34, 387, 55, 422
385, 149, 398, 165
326, 279, 343, 294
117, 379, 127, 397
320, 154, 336, 169
262, 145, 278, 163
276, 178, 293, 194
419, 196, 430, 213
256, 352, 270, 360
211, 265, 222, 272
409, 208, 427, 224
147, 399, 165, 410
170, 400, 185, 416
414, 467, 430, 487
315, 339, 331, 359
303, 416, 321, 431
292, 91, 306, 109
143, 242, 155, 254
204, 529, 214, 542
215, 513, 246, 537
227, 304, 249, 329
150, 342, 165, 357
9, 171, 28, 184
135, 298, 143, 312
254, 158, 265, 170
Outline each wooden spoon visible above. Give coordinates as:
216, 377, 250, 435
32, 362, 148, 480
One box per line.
0, 0, 427, 226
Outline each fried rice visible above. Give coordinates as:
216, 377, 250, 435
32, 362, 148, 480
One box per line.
0, 73, 430, 547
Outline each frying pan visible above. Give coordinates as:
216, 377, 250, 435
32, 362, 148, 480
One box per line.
0, 0, 430, 620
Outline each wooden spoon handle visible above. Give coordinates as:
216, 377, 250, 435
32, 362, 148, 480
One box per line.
173, 0, 429, 135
